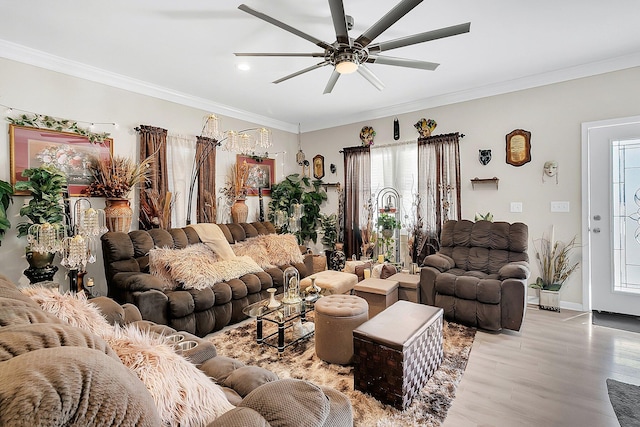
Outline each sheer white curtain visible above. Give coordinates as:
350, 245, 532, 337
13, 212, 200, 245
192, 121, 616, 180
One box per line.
371, 141, 418, 222
167, 133, 197, 227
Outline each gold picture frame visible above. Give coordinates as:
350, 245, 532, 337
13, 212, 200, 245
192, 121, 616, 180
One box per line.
313, 154, 325, 179
505, 129, 531, 167
10, 124, 113, 196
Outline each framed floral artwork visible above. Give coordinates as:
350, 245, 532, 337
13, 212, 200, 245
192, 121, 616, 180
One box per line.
10, 124, 113, 196
237, 154, 275, 196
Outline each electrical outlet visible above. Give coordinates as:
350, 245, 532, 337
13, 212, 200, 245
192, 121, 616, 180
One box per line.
510, 202, 523, 213
550, 201, 570, 212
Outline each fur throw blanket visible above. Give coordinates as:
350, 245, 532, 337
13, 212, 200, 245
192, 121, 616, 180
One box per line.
149, 244, 262, 291
232, 234, 304, 269
21, 287, 234, 426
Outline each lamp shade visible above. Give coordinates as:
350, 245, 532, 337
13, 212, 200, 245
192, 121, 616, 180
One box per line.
336, 60, 358, 74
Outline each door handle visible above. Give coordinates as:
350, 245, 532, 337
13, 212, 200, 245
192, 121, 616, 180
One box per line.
593, 228, 601, 233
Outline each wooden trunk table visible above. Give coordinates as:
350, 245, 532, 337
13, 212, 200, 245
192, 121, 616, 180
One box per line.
353, 301, 443, 410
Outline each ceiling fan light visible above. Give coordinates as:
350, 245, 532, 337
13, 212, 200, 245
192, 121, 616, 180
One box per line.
336, 60, 358, 74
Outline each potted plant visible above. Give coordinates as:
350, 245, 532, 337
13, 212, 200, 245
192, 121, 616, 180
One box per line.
529, 234, 580, 312
268, 174, 327, 244
319, 213, 338, 251
230, 160, 250, 223
0, 179, 14, 246
83, 155, 152, 232
377, 213, 401, 262
377, 213, 400, 238
14, 165, 67, 281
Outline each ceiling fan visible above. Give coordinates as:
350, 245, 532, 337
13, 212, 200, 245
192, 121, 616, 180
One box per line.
235, 0, 470, 94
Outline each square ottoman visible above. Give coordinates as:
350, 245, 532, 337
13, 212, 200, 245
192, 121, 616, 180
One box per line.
300, 270, 358, 295
386, 272, 421, 303
354, 278, 399, 318
353, 301, 443, 410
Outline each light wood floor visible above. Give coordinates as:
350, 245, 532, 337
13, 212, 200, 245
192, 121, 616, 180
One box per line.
444, 305, 640, 427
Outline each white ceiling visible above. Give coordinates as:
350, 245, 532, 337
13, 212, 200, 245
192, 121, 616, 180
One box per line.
0, 0, 639, 132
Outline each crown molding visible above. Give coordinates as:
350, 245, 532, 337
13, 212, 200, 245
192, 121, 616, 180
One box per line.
2, 39, 639, 135
302, 52, 640, 132
0, 39, 299, 134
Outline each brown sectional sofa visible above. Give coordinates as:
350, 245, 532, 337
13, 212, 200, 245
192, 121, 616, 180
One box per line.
101, 221, 313, 336
419, 219, 530, 331
0, 274, 353, 426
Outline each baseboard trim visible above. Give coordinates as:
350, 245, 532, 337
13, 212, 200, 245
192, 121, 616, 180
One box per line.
527, 296, 584, 312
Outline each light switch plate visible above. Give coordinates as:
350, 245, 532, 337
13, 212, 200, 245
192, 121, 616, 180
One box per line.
551, 201, 570, 212
510, 202, 523, 213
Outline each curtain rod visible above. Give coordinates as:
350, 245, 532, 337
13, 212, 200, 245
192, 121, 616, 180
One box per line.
339, 133, 465, 153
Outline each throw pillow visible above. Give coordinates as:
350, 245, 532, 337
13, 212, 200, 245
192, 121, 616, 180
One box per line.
355, 262, 372, 281
380, 264, 398, 279
233, 234, 304, 269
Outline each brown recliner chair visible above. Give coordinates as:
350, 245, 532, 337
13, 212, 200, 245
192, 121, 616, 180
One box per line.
419, 220, 530, 331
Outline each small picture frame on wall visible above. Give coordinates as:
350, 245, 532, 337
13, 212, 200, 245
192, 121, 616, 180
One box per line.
313, 154, 325, 179
237, 154, 275, 196
505, 129, 531, 167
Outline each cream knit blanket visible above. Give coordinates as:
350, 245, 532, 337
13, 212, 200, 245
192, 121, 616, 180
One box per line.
187, 223, 236, 260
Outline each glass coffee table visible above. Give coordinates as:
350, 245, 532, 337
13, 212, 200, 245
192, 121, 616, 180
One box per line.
243, 293, 318, 352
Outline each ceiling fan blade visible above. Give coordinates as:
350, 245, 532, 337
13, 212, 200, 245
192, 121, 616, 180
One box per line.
238, 4, 333, 51
328, 0, 350, 46
323, 69, 341, 94
355, 0, 423, 48
367, 55, 439, 70
235, 52, 326, 57
369, 22, 471, 52
273, 61, 329, 84
357, 65, 385, 91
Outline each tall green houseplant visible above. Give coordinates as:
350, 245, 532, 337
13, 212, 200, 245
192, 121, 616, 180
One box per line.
14, 165, 67, 238
0, 179, 14, 245
268, 174, 327, 243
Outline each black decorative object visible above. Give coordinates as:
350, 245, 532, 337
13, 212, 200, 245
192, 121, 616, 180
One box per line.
393, 118, 400, 140
258, 187, 265, 222
479, 149, 492, 165
329, 249, 346, 271
330, 163, 336, 174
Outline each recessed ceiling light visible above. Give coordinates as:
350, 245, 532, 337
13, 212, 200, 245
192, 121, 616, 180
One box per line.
237, 63, 251, 71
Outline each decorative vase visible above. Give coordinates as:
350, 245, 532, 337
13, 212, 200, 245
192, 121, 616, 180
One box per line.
381, 228, 394, 239
24, 250, 58, 283
329, 246, 346, 271
231, 199, 249, 224
539, 289, 561, 312
104, 198, 133, 233
266, 288, 281, 309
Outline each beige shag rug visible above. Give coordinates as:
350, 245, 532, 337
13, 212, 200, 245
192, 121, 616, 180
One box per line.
209, 317, 475, 427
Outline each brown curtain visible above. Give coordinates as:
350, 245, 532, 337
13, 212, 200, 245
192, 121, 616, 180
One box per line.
343, 146, 371, 259
417, 132, 462, 261
195, 136, 217, 224
138, 125, 168, 229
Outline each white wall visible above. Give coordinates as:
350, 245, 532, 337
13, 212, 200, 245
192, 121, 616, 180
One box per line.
2, 55, 639, 309
0, 58, 298, 295
302, 66, 640, 309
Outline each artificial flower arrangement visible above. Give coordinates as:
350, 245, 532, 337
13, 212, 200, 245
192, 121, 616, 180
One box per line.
360, 126, 376, 146
414, 118, 437, 138
82, 155, 152, 198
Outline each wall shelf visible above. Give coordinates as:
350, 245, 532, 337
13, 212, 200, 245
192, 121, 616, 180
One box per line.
471, 177, 499, 189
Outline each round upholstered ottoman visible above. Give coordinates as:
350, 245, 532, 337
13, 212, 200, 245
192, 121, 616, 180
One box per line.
314, 294, 369, 365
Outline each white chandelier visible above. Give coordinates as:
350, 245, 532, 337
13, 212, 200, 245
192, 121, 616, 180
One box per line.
201, 114, 272, 154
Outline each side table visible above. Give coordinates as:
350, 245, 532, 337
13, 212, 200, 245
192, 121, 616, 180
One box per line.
243, 294, 317, 352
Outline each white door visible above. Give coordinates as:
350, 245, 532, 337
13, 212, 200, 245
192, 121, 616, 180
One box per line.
583, 116, 640, 315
